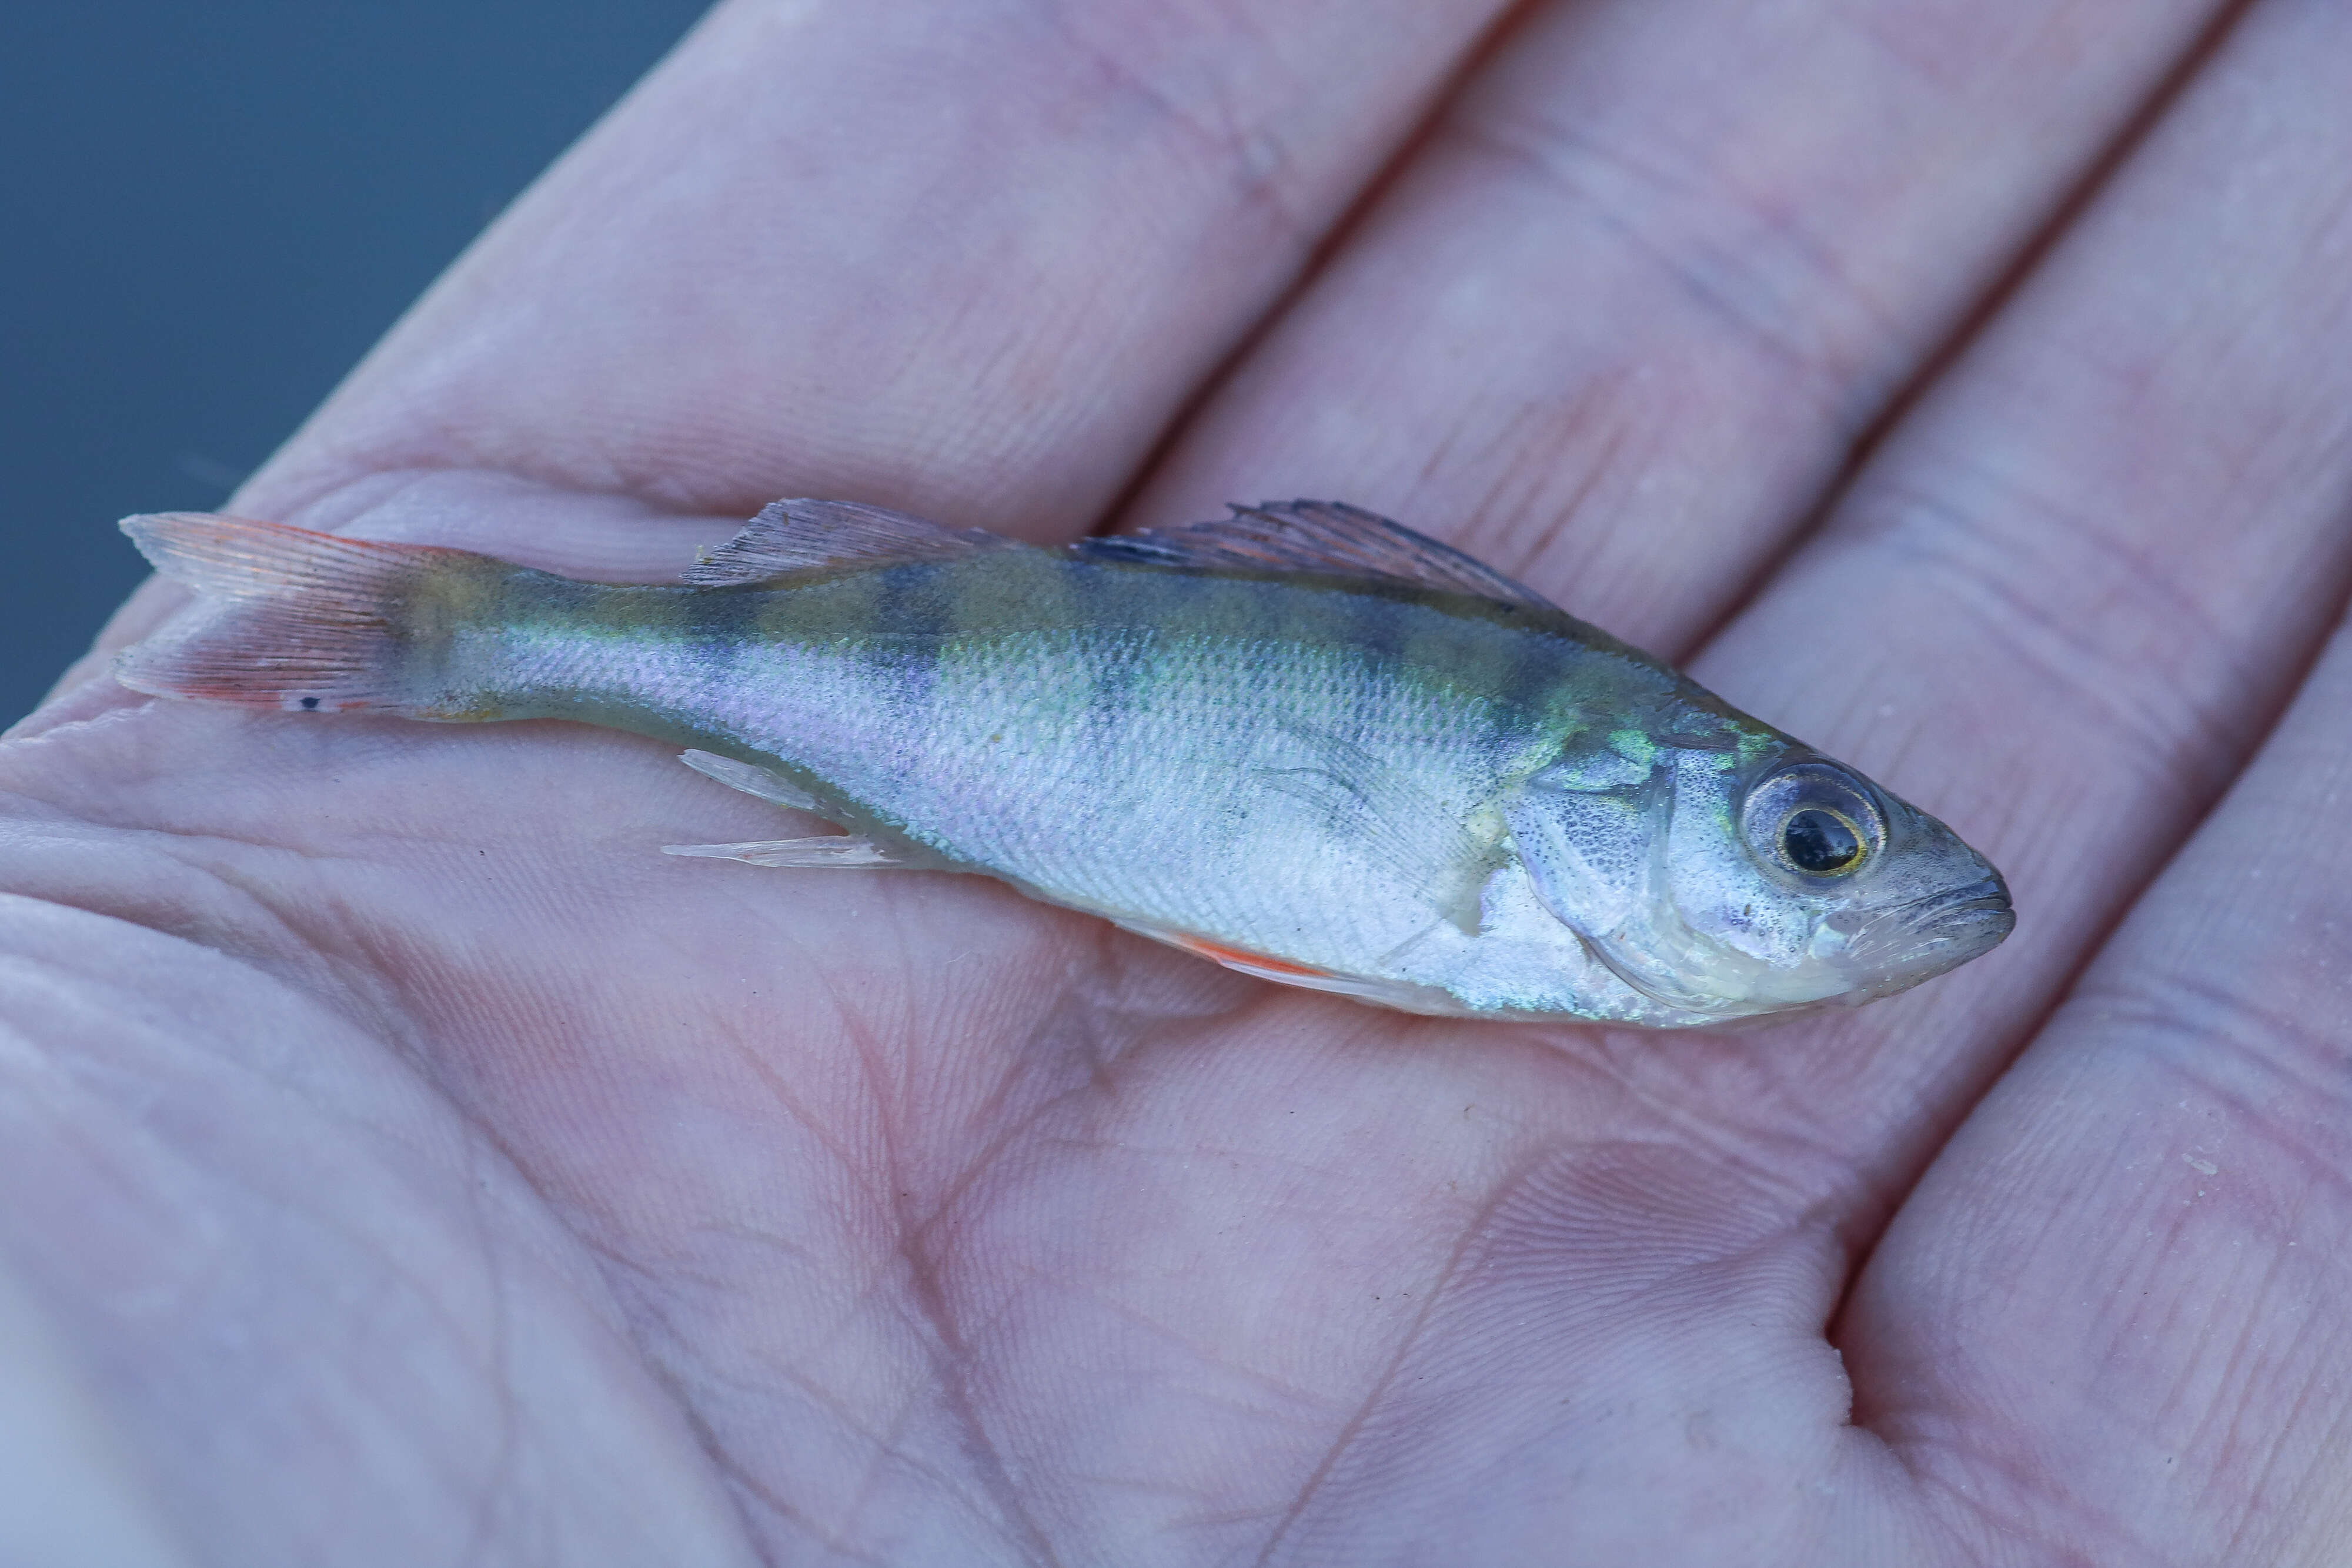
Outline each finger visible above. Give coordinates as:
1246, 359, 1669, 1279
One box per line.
1671, 0, 2352, 1199
0, 1257, 194, 1568
37, 0, 1515, 721
947, 5, 2352, 1549
0, 897, 768, 1562
234, 0, 1516, 539
1129, 0, 2234, 651
1842, 570, 2352, 1559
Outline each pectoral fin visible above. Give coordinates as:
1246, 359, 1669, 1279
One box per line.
1250, 723, 1498, 934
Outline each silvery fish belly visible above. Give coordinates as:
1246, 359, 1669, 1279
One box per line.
115, 498, 2013, 1026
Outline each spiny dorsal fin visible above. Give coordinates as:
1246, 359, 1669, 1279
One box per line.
1071, 500, 1556, 610
683, 499, 1019, 586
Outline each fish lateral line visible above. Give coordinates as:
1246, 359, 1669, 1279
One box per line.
111, 499, 2017, 1025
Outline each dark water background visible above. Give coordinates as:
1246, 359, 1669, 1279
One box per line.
1, 0, 710, 726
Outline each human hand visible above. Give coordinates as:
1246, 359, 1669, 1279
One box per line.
8, 1, 2352, 1562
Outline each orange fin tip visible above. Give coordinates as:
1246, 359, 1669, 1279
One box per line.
1156, 931, 1334, 979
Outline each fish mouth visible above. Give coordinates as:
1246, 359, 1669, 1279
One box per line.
1922, 888, 2016, 958
1852, 874, 2015, 991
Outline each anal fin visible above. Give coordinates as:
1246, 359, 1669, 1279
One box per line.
679, 749, 823, 812
671, 750, 918, 868
663, 837, 910, 868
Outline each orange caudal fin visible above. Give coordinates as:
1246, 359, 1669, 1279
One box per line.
115, 512, 483, 715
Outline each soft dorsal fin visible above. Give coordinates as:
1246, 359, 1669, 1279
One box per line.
683, 499, 1019, 586
1070, 500, 1556, 610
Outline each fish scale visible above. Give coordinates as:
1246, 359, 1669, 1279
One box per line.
115, 498, 2012, 1025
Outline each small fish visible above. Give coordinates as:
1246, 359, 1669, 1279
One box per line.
116, 499, 2012, 1025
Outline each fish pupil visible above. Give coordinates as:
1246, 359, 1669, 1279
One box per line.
1782, 808, 1862, 874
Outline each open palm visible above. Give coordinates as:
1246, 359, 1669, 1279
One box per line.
11, 1, 2352, 1562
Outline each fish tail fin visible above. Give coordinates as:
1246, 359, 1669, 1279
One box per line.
116, 512, 492, 716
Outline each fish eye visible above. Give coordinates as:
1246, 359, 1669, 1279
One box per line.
1741, 762, 1886, 883
1780, 808, 1864, 875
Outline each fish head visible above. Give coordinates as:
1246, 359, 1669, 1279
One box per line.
1504, 739, 2012, 1023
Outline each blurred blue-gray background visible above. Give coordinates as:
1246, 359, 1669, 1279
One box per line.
2, 0, 710, 726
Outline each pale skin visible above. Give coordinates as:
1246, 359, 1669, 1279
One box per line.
6, 0, 2352, 1560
